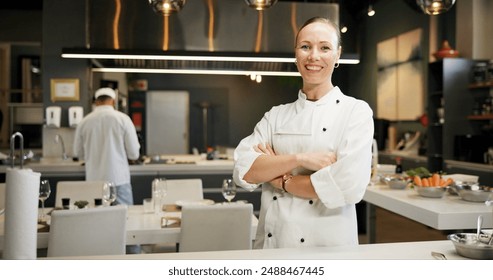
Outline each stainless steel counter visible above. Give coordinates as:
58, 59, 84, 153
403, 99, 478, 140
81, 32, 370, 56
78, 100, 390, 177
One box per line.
0, 157, 234, 176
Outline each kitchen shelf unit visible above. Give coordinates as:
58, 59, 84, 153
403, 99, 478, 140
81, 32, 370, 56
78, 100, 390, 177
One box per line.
468, 81, 493, 89
426, 58, 478, 172
467, 114, 493, 120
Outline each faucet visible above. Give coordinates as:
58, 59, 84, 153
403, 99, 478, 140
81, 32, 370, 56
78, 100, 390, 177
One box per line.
54, 134, 68, 160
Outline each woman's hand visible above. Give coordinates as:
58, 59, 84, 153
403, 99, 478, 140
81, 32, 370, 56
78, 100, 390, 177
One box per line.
296, 152, 337, 171
254, 143, 276, 155
254, 143, 336, 171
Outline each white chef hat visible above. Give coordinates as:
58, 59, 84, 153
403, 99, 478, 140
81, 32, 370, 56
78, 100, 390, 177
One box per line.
94, 87, 116, 99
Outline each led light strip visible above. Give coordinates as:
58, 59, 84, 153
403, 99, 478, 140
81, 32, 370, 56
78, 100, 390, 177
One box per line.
62, 53, 296, 63
92, 68, 302, 76
62, 53, 360, 64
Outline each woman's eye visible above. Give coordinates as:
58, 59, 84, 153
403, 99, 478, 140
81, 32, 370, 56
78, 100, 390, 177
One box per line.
299, 45, 310, 50
321, 46, 331, 52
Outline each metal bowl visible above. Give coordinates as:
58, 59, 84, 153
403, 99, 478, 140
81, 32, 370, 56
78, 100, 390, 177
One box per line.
442, 174, 479, 195
456, 184, 493, 202
381, 175, 409, 190
449, 181, 479, 195
448, 233, 493, 259
415, 185, 447, 198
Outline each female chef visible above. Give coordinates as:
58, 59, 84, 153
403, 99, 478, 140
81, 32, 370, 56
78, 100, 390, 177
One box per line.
233, 17, 374, 249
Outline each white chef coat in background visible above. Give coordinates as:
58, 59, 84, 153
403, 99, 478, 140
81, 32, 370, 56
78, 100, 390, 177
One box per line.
234, 87, 374, 249
73, 105, 140, 186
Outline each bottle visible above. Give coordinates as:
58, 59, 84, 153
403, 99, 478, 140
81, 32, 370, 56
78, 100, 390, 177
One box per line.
395, 157, 403, 174
370, 139, 379, 184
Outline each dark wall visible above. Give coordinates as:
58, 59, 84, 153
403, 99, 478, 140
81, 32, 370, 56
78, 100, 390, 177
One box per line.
349, 0, 455, 141
348, 0, 431, 108
41, 0, 92, 128
128, 73, 303, 150
7, 0, 456, 151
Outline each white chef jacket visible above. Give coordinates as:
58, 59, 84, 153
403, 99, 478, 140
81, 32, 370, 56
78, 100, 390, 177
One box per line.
233, 87, 374, 249
73, 105, 140, 186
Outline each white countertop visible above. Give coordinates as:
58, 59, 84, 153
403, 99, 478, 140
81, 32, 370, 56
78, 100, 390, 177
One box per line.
46, 240, 465, 260
0, 157, 234, 175
364, 184, 493, 230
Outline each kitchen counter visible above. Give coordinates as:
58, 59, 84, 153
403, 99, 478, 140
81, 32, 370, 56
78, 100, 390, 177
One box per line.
364, 183, 493, 243
0, 156, 234, 176
0, 156, 243, 209
46, 240, 465, 260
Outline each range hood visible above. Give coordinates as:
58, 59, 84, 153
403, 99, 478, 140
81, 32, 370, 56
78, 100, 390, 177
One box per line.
62, 0, 359, 76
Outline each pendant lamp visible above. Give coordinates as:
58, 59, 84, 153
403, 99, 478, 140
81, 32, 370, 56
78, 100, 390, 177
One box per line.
416, 0, 456, 15
244, 0, 278, 11
148, 0, 186, 16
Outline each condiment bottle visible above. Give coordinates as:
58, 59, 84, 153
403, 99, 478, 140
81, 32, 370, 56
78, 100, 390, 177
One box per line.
395, 157, 403, 174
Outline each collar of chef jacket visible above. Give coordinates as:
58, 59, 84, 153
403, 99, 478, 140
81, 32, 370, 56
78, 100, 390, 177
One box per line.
275, 86, 343, 135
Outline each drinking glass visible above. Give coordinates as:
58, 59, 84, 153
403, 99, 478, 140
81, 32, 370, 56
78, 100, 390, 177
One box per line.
39, 180, 51, 222
222, 178, 236, 203
102, 181, 117, 206
152, 178, 167, 214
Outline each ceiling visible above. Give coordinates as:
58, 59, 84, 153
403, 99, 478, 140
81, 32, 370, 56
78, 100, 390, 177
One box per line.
0, 0, 42, 10
0, 0, 422, 19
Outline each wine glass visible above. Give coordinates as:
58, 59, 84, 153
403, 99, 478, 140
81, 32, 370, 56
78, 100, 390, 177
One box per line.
102, 181, 117, 206
152, 178, 167, 214
222, 178, 236, 203
39, 180, 51, 222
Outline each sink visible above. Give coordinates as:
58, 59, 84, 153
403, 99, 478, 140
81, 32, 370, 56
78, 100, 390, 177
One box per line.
30, 157, 84, 166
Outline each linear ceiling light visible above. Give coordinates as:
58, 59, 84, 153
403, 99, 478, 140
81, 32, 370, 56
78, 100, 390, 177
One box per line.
62, 52, 360, 64
61, 49, 359, 76
62, 53, 295, 63
92, 68, 302, 76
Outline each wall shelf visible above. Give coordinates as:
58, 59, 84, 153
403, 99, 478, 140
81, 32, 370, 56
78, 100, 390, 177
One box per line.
469, 81, 493, 89
467, 114, 493, 120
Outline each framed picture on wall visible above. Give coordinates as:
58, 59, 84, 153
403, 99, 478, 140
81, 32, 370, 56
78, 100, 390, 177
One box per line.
50, 78, 80, 102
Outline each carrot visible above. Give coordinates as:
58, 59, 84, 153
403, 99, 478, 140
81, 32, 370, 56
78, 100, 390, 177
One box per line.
444, 178, 454, 186
422, 177, 430, 187
439, 178, 447, 187
431, 173, 440, 186
413, 176, 422, 186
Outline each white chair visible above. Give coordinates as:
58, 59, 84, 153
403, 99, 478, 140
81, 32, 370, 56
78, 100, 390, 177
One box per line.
160, 178, 204, 205
179, 203, 253, 252
143, 178, 204, 253
55, 180, 106, 208
47, 205, 127, 257
0, 183, 5, 210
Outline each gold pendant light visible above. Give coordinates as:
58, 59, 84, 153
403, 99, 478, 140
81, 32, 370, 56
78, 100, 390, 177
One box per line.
148, 0, 186, 16
416, 0, 456, 15
244, 0, 278, 11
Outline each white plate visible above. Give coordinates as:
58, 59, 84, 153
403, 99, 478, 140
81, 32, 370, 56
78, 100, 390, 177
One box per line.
481, 229, 493, 235
442, 174, 479, 183
175, 199, 215, 207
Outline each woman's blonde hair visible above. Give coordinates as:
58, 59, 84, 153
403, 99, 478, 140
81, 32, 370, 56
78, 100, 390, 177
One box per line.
295, 17, 341, 49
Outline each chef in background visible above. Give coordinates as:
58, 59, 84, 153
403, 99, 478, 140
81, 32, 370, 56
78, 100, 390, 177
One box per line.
73, 87, 140, 206
233, 17, 374, 249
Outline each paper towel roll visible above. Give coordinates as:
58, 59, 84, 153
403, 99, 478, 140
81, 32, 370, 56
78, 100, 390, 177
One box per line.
3, 168, 41, 260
